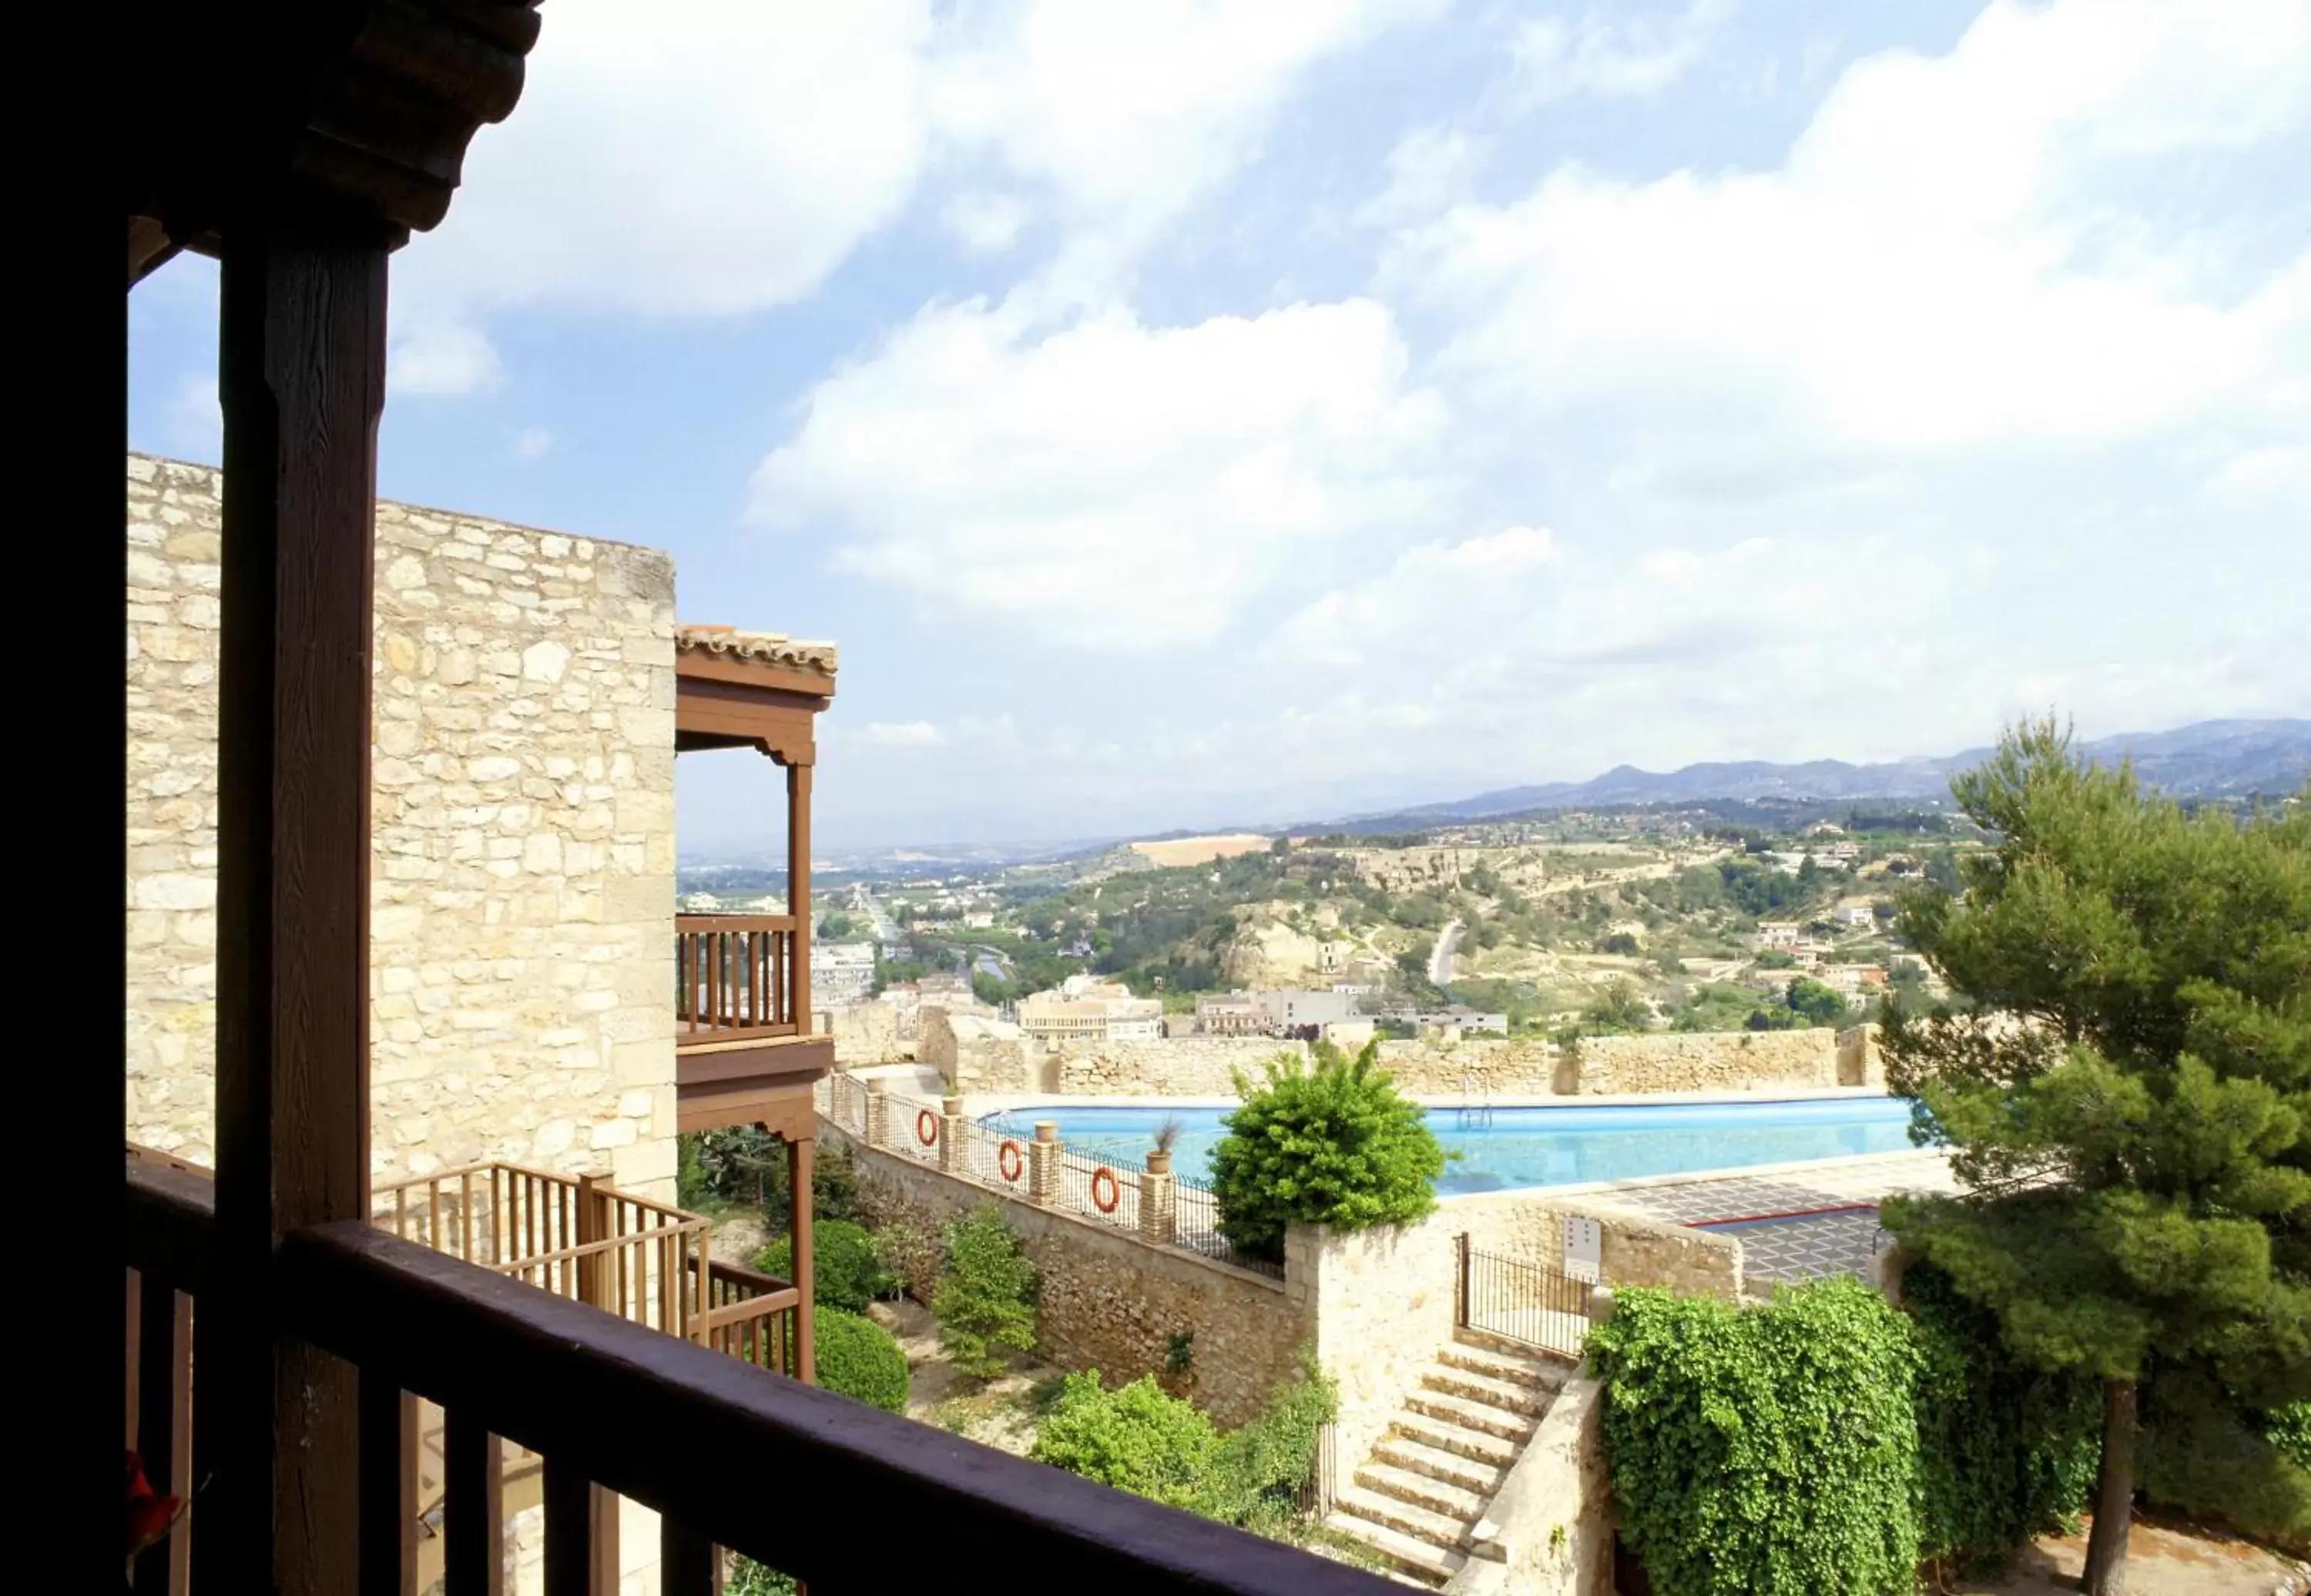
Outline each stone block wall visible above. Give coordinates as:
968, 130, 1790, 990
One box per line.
828, 1125, 1300, 1427
1566, 1028, 1844, 1095
126, 454, 681, 1198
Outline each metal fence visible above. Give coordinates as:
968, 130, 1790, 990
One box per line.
1056, 1144, 1142, 1232
952, 1118, 1038, 1197
820, 1073, 869, 1137
890, 1098, 944, 1166
1172, 1172, 1282, 1279
1456, 1232, 1595, 1356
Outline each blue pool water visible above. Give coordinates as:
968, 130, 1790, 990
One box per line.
983, 1098, 1917, 1195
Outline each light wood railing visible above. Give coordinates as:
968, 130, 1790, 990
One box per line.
676, 913, 800, 1041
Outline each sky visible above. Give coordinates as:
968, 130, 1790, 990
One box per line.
127, 0, 2311, 853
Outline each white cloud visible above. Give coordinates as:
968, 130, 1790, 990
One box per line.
386, 0, 937, 387
942, 192, 1031, 255
512, 426, 553, 462
1394, 0, 2311, 472
751, 296, 1449, 649
1272, 525, 1557, 666
1357, 126, 1486, 230
931, 0, 1441, 254
854, 719, 948, 749
1511, 0, 1731, 103
388, 320, 505, 398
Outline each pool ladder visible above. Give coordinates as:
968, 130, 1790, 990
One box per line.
1456, 1070, 1493, 1128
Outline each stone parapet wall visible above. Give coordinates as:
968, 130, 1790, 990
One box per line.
1446, 1376, 1613, 1596
126, 454, 680, 1197
827, 1123, 1298, 1427
827, 1000, 907, 1066
1445, 1192, 1742, 1300
1375, 1038, 1565, 1095
1566, 1028, 1853, 1095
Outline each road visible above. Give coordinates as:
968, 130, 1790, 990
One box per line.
1430, 918, 1464, 986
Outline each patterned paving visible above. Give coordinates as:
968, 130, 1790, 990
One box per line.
1580, 1151, 1954, 1289
1705, 1210, 1894, 1285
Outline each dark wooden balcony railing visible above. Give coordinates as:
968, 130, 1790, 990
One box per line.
126, 1153, 1398, 1596
676, 914, 800, 1041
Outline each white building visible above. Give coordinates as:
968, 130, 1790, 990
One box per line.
1018, 986, 1163, 1044
810, 941, 877, 1005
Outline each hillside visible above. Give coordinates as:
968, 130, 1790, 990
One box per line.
1323, 719, 2308, 830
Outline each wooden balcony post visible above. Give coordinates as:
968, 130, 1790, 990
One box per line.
787, 762, 812, 1031
210, 206, 387, 1596
789, 1135, 815, 1383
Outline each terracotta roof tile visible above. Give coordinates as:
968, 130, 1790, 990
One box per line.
675, 625, 837, 676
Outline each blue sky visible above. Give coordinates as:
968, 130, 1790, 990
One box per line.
128, 0, 2311, 853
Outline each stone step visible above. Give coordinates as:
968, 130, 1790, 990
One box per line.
1371, 1435, 1507, 1497
1386, 1411, 1522, 1470
1402, 1390, 1537, 1445
1440, 1338, 1572, 1391
1320, 1518, 1462, 1588
1324, 1510, 1471, 1586
1354, 1460, 1491, 1524
1454, 1323, 1588, 1365
1422, 1365, 1552, 1419
1331, 1484, 1474, 1551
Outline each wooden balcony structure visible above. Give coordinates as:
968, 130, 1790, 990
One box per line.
119, 4, 1400, 1594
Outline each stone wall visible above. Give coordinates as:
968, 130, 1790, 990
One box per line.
921, 1013, 1308, 1099
1566, 1028, 1849, 1095
1447, 1376, 1613, 1596
126, 454, 681, 1198
1292, 1195, 1740, 1477
827, 999, 907, 1066
1376, 1038, 1565, 1095
828, 1125, 1300, 1427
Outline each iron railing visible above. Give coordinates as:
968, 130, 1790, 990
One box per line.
1171, 1172, 1281, 1280
1455, 1232, 1596, 1357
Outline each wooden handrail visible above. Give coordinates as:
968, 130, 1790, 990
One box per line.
280, 1219, 1400, 1595
675, 914, 797, 934
126, 1154, 217, 1293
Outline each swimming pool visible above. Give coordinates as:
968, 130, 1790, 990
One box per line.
981, 1098, 1917, 1195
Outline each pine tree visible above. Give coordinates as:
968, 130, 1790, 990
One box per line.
1881, 719, 2310, 1594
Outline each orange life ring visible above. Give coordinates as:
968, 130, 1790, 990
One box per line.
1090, 1165, 1121, 1213
916, 1108, 939, 1147
998, 1140, 1025, 1182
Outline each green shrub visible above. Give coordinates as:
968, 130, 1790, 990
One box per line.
1211, 1040, 1444, 1261
1907, 1266, 2098, 1572
812, 1306, 908, 1413
1031, 1353, 1337, 1534
2139, 1363, 2311, 1551
1587, 1279, 1921, 1596
1031, 1372, 1223, 1511
1208, 1350, 1337, 1536
754, 1218, 894, 1314
726, 1560, 794, 1595
676, 1132, 858, 1226
931, 1203, 1039, 1378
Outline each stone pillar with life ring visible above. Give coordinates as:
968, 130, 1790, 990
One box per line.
938, 1095, 965, 1175
1028, 1122, 1060, 1207
1139, 1149, 1177, 1246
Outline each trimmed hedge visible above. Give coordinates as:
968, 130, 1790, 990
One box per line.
813, 1306, 908, 1414
755, 1218, 894, 1314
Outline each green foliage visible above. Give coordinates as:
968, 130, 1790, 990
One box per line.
1211, 1040, 1445, 1261
2138, 1362, 2311, 1547
726, 1560, 795, 1596
1587, 1279, 1922, 1596
1599, 930, 1642, 956
1907, 1266, 2099, 1571
812, 1306, 909, 1413
1031, 1353, 1337, 1536
1165, 1331, 1195, 1374
1880, 723, 2310, 1464
1784, 977, 1850, 1028
931, 1202, 1039, 1377
1582, 979, 1650, 1033
817, 911, 857, 940
754, 1217, 894, 1314
1031, 1371, 1223, 1510
680, 1132, 860, 1229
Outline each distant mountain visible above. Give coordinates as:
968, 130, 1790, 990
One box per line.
1327, 719, 2311, 828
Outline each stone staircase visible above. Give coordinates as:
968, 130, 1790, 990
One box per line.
1323, 1330, 1572, 1587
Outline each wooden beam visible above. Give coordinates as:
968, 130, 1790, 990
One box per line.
789, 1136, 814, 1385
210, 209, 387, 1596
787, 763, 812, 1032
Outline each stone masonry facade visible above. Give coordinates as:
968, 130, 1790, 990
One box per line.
126, 454, 682, 1199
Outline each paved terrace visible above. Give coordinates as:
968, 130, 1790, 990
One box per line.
1569, 1150, 1960, 1289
